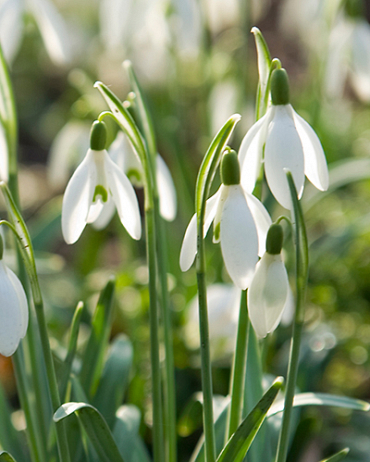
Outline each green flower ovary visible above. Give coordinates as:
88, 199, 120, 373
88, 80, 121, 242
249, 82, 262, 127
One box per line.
93, 185, 108, 203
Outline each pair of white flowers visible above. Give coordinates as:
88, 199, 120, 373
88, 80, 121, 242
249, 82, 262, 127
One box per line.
180, 68, 329, 338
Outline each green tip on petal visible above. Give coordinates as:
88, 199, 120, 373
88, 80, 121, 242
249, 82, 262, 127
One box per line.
90, 120, 107, 150
221, 150, 240, 185
345, 0, 364, 17
93, 185, 108, 203
271, 68, 290, 105
0, 233, 3, 260
266, 223, 284, 255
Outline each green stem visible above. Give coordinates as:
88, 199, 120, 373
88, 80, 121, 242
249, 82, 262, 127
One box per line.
154, 197, 177, 462
196, 233, 216, 462
225, 290, 249, 441
34, 300, 71, 462
145, 207, 165, 462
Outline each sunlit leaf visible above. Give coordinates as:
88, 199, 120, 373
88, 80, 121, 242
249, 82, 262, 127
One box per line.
0, 452, 17, 462
320, 448, 349, 462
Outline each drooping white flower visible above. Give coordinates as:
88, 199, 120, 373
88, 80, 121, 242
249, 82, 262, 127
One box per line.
92, 131, 177, 230
0, 235, 28, 356
248, 223, 289, 338
61, 121, 141, 244
180, 150, 272, 290
239, 68, 329, 209
0, 0, 72, 66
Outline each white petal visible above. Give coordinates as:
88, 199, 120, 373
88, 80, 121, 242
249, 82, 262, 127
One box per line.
91, 196, 116, 230
351, 20, 370, 102
0, 122, 9, 182
248, 253, 289, 338
0, 0, 23, 64
179, 191, 220, 271
264, 105, 305, 209
213, 186, 228, 243
100, 0, 133, 50
104, 153, 142, 240
109, 132, 143, 186
220, 185, 258, 289
0, 261, 26, 356
293, 110, 329, 191
156, 154, 177, 221
62, 150, 96, 244
86, 198, 105, 224
7, 266, 28, 338
29, 0, 71, 66
244, 191, 272, 256
238, 111, 269, 194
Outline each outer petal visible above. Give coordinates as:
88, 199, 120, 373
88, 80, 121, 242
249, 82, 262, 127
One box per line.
293, 110, 329, 191
220, 185, 258, 289
109, 132, 143, 186
156, 154, 177, 221
238, 110, 270, 194
0, 0, 23, 64
0, 261, 26, 356
62, 150, 96, 244
351, 20, 370, 102
104, 153, 142, 240
7, 265, 28, 339
244, 191, 272, 256
264, 105, 305, 209
247, 253, 289, 338
179, 190, 220, 271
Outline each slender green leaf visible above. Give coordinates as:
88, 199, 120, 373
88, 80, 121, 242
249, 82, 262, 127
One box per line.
54, 402, 125, 462
93, 335, 133, 428
113, 405, 152, 462
320, 448, 349, 462
79, 277, 116, 397
0, 452, 17, 462
251, 27, 271, 120
196, 114, 240, 219
216, 377, 284, 462
268, 393, 370, 416
124, 60, 156, 157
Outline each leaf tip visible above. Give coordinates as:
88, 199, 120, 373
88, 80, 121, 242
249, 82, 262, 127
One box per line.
251, 26, 260, 35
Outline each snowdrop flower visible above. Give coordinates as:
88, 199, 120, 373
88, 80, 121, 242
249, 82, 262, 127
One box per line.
92, 132, 177, 230
248, 223, 289, 338
0, 0, 72, 66
61, 121, 141, 244
0, 233, 28, 356
325, 0, 370, 102
239, 68, 329, 209
180, 150, 272, 290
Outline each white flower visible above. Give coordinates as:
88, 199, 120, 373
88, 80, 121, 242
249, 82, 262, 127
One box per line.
180, 151, 271, 290
0, 0, 72, 66
92, 132, 177, 230
0, 255, 28, 356
239, 68, 329, 209
247, 224, 289, 338
61, 122, 141, 244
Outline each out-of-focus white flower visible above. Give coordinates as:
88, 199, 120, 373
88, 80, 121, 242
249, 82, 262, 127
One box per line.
325, 8, 370, 102
93, 132, 177, 230
61, 121, 141, 244
239, 68, 329, 209
248, 224, 289, 338
0, 234, 28, 356
180, 150, 271, 289
0, 0, 72, 66
185, 283, 240, 360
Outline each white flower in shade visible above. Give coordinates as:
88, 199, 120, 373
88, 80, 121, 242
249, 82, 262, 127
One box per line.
180, 150, 272, 290
61, 121, 141, 244
239, 68, 329, 209
0, 235, 28, 356
92, 131, 177, 230
248, 223, 289, 338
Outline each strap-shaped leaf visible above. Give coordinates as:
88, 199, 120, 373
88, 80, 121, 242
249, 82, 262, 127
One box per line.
215, 377, 284, 462
0, 452, 17, 462
268, 393, 370, 416
251, 27, 271, 120
320, 448, 349, 462
79, 277, 115, 397
54, 402, 125, 462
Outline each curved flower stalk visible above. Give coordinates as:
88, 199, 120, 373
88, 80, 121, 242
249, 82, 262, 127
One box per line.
0, 0, 72, 66
62, 121, 141, 244
93, 131, 177, 229
248, 223, 289, 338
180, 150, 271, 289
325, 0, 370, 102
0, 232, 28, 356
239, 68, 329, 209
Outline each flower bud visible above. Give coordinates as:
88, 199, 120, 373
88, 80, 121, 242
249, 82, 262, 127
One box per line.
266, 223, 283, 255
221, 150, 240, 186
271, 69, 290, 106
90, 121, 107, 151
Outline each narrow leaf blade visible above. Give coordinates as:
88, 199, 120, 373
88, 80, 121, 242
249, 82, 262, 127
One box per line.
0, 452, 17, 462
320, 448, 350, 462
